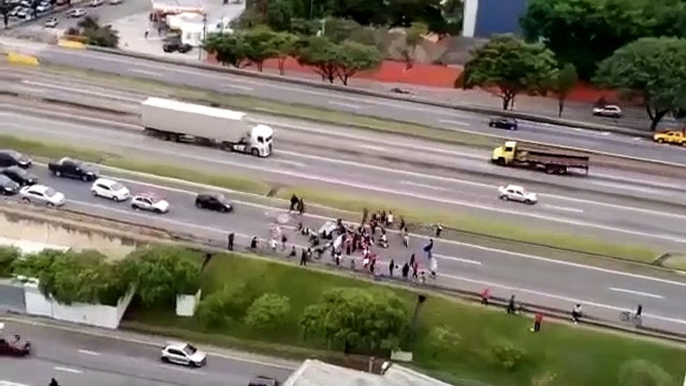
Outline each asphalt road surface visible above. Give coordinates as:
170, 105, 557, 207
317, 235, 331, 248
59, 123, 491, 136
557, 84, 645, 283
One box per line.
2, 95, 686, 250
0, 319, 295, 386
3, 163, 686, 335
2, 39, 686, 166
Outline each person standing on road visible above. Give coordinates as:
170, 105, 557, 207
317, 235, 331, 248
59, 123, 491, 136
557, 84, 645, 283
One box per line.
298, 198, 305, 215
250, 236, 258, 250
144, 29, 149, 39
281, 234, 288, 250
389, 259, 395, 277
480, 288, 491, 305
423, 239, 434, 259
507, 295, 517, 314
572, 304, 583, 324
300, 248, 307, 266
531, 312, 543, 333
289, 194, 299, 213
402, 262, 410, 279
429, 257, 437, 279
227, 232, 234, 251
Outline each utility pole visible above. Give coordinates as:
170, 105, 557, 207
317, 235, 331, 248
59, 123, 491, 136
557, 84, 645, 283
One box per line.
198, 12, 207, 61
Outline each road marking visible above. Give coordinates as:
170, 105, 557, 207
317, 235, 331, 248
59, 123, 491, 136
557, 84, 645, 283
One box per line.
158, 364, 206, 375
20, 80, 144, 103
54, 366, 83, 374
130, 68, 163, 77
438, 119, 470, 126
542, 204, 584, 213
438, 273, 686, 326
433, 253, 482, 266
328, 101, 363, 109
608, 287, 665, 299
78, 349, 100, 356
223, 84, 254, 91
400, 180, 448, 191
359, 144, 387, 152
0, 381, 30, 386
600, 132, 611, 136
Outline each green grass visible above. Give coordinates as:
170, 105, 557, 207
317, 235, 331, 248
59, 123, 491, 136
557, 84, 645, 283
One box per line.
36, 64, 502, 149
123, 252, 686, 386
3, 133, 661, 264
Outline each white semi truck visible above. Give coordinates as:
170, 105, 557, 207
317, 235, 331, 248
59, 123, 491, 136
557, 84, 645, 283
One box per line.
140, 97, 274, 157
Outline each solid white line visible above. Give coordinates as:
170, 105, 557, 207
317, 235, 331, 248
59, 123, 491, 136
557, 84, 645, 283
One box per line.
434, 253, 482, 266
400, 180, 448, 191
608, 287, 664, 299
54, 366, 83, 374
20, 80, 144, 103
130, 69, 163, 77
438, 119, 470, 126
328, 101, 363, 109
78, 349, 100, 356
542, 204, 584, 213
359, 144, 387, 152
223, 84, 254, 91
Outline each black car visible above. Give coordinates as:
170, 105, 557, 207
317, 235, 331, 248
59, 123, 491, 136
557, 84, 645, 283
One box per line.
163, 41, 192, 53
488, 117, 518, 130
248, 376, 278, 386
195, 192, 233, 212
2, 166, 37, 186
0, 150, 31, 168
0, 175, 19, 195
47, 157, 98, 181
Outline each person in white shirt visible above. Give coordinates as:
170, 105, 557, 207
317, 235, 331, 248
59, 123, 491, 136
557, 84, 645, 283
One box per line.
430, 257, 438, 279
572, 304, 583, 324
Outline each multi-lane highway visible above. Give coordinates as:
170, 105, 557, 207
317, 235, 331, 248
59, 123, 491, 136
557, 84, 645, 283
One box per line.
0, 318, 296, 386
2, 40, 686, 165
4, 162, 686, 335
2, 82, 686, 250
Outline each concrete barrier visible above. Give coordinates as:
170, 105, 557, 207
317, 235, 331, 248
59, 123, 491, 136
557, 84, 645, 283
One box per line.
57, 39, 86, 50
85, 46, 650, 138
7, 52, 39, 66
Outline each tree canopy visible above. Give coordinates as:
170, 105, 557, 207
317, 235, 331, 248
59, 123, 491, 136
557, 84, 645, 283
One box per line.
593, 37, 686, 131
552, 63, 578, 117
244, 293, 291, 332
457, 34, 558, 110
66, 16, 119, 48
300, 287, 410, 353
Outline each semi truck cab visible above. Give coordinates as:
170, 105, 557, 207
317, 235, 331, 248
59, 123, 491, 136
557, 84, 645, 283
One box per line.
491, 140, 518, 164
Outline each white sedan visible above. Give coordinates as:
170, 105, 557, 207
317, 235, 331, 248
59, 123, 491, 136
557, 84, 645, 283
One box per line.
161, 342, 206, 367
91, 178, 130, 201
498, 184, 538, 205
592, 105, 622, 118
131, 193, 170, 213
19, 185, 66, 207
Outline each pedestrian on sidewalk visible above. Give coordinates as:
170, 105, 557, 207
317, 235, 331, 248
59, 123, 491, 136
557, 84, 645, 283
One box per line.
531, 312, 543, 333
507, 295, 517, 314
289, 245, 296, 258
411, 261, 419, 281
281, 234, 288, 250
401, 262, 410, 279
250, 236, 258, 250
389, 258, 395, 277
298, 198, 305, 215
300, 248, 307, 266
289, 194, 299, 213
571, 304, 583, 324
409, 253, 416, 268
480, 288, 491, 305
402, 229, 409, 248
387, 211, 394, 227
144, 29, 149, 39
227, 232, 234, 251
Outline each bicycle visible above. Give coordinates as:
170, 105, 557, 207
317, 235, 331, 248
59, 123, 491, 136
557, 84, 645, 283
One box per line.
619, 311, 643, 327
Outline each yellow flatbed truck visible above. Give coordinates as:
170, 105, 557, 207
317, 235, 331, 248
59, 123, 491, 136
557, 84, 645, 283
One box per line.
491, 141, 590, 175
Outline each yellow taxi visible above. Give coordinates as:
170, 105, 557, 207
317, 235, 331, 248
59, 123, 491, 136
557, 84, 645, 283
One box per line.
653, 130, 686, 145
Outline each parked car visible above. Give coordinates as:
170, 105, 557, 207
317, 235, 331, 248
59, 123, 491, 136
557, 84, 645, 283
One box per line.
65, 8, 86, 17
195, 192, 232, 212
48, 157, 98, 181
20, 184, 66, 207
2, 166, 37, 186
248, 376, 279, 386
161, 342, 206, 367
89, 0, 104, 6
0, 176, 19, 196
8, 7, 21, 17
36, 3, 52, 13
592, 105, 622, 118
498, 184, 538, 205
91, 178, 130, 201
0, 150, 31, 168
109, 0, 123, 5
44, 16, 58, 28
488, 117, 518, 131
131, 193, 170, 213
163, 41, 192, 53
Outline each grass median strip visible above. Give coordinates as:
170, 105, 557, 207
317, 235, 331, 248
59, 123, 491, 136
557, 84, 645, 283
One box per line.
32, 64, 502, 149
2, 133, 660, 264
122, 251, 686, 386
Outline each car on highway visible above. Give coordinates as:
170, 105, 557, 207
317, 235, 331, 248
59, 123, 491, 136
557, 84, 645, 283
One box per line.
652, 130, 686, 145
0, 176, 20, 196
0, 328, 31, 357
109, 0, 123, 4
592, 105, 622, 118
488, 117, 518, 131
91, 178, 130, 201
498, 184, 538, 205
65, 8, 86, 17
195, 192, 232, 212
48, 157, 99, 181
160, 342, 206, 367
44, 16, 59, 28
248, 376, 279, 386
0, 150, 31, 168
20, 184, 66, 207
2, 166, 37, 186
131, 193, 170, 213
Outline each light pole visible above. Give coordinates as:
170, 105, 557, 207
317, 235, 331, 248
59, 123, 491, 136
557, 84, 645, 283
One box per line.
198, 13, 207, 61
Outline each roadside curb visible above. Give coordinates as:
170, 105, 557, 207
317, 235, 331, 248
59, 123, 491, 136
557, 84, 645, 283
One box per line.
84, 46, 652, 138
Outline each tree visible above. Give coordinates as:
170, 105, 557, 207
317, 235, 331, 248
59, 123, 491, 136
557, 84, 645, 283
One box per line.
300, 287, 410, 353
403, 22, 428, 67
204, 33, 248, 68
594, 37, 686, 131
322, 17, 363, 44
0, 246, 20, 278
552, 63, 578, 117
0, 0, 14, 28
244, 293, 291, 332
68, 16, 119, 48
271, 31, 299, 75
265, 0, 294, 31
296, 36, 340, 83
118, 246, 201, 307
331, 0, 387, 25
618, 360, 673, 386
457, 34, 558, 110
242, 27, 279, 72
335, 41, 382, 85
387, 0, 442, 28
196, 289, 234, 329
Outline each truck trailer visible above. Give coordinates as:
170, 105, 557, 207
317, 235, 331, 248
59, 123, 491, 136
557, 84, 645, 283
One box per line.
140, 97, 274, 157
491, 141, 589, 175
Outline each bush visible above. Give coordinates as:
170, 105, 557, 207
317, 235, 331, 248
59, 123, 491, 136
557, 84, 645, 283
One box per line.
196, 290, 234, 329
618, 360, 673, 386
0, 246, 20, 277
426, 326, 460, 359
244, 293, 291, 332
490, 341, 526, 371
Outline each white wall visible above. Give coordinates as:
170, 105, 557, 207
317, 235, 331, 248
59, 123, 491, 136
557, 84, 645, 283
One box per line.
23, 282, 135, 329
176, 289, 201, 317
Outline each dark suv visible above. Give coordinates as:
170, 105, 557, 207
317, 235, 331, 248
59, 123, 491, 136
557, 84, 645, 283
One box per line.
0, 150, 31, 168
195, 192, 233, 212
163, 41, 192, 53
488, 117, 518, 131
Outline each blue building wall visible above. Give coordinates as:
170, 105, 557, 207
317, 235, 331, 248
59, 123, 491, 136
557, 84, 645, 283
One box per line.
473, 0, 528, 38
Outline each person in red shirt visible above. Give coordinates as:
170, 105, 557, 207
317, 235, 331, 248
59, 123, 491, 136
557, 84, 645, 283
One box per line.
480, 288, 491, 305
531, 312, 543, 333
